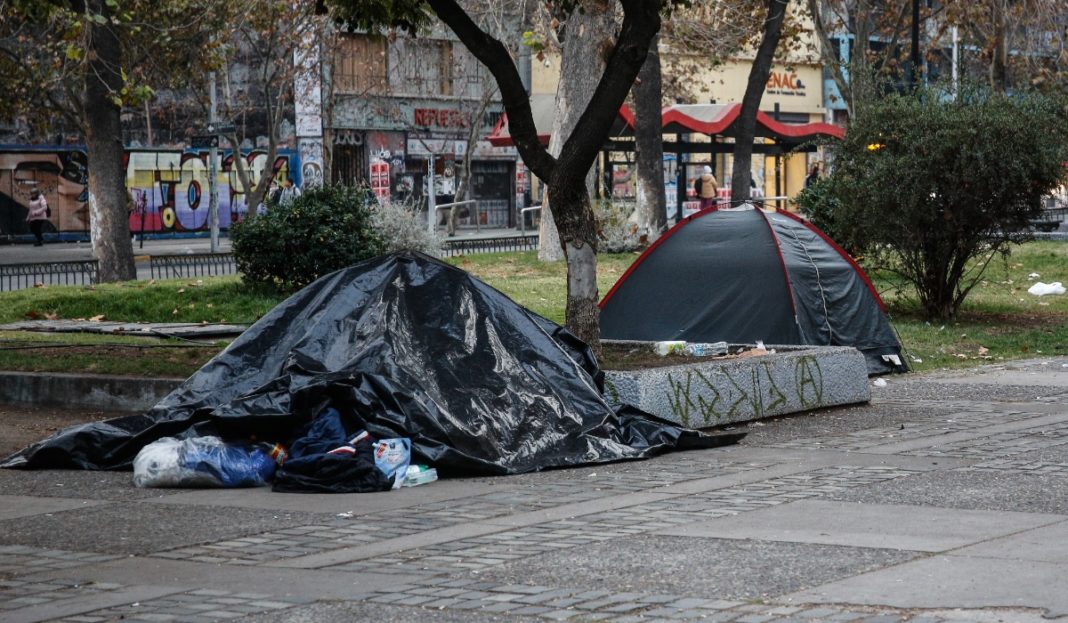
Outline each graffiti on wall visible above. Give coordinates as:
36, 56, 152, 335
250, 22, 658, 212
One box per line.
0, 147, 302, 238
665, 355, 824, 427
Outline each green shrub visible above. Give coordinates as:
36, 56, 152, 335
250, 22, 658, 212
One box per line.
824, 85, 1068, 320
230, 185, 385, 291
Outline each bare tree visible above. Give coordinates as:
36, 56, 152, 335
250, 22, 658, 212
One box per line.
942, 0, 1067, 93
217, 0, 328, 213
807, 0, 919, 117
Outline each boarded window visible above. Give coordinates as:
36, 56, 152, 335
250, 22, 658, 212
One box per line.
389, 38, 453, 97
334, 34, 387, 95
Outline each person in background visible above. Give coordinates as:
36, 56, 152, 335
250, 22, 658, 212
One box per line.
805, 162, 821, 189
694, 165, 718, 210
279, 179, 301, 205
26, 188, 49, 247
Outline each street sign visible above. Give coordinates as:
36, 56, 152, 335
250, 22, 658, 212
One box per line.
206, 123, 236, 135
191, 135, 219, 148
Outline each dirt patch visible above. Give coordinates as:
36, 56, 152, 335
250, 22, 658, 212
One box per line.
964, 311, 1068, 334
600, 342, 764, 371
0, 405, 123, 458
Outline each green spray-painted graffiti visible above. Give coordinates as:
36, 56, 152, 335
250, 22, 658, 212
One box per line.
665, 356, 823, 425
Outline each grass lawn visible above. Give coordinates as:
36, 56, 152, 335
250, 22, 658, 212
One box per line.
875, 242, 1068, 370
0, 243, 1065, 377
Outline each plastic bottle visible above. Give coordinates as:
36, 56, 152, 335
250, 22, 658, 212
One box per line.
654, 340, 686, 356
683, 341, 728, 357
402, 464, 439, 487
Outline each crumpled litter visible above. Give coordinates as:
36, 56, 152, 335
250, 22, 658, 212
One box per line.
1027, 282, 1065, 296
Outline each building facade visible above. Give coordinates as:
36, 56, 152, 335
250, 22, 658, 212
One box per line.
324, 29, 522, 227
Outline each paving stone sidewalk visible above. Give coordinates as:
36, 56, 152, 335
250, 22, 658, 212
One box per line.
1, 358, 1068, 623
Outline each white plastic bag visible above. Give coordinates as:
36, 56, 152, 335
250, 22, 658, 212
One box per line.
1027, 282, 1065, 296
133, 436, 286, 488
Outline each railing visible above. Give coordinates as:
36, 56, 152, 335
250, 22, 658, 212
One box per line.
150, 253, 237, 279
441, 235, 539, 257
432, 200, 480, 233
519, 205, 542, 233
0, 260, 99, 291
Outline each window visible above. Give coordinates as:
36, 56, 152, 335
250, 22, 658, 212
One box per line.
334, 34, 387, 95
389, 38, 453, 97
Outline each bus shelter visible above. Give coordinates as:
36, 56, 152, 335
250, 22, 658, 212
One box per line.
488, 99, 844, 219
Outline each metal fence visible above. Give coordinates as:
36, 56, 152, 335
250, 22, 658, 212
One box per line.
441, 235, 540, 257
1032, 207, 1068, 231
150, 253, 237, 280
0, 260, 99, 291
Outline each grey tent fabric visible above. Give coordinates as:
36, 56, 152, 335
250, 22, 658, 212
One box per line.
599, 207, 906, 375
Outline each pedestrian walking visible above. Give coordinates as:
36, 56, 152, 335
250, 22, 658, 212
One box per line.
26, 188, 49, 247
694, 165, 718, 210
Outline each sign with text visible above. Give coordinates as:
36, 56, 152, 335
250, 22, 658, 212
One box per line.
413, 107, 469, 129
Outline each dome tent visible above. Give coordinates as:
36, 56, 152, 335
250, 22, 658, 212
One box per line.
599, 206, 907, 375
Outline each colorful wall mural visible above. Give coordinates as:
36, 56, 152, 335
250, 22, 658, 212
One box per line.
0, 146, 301, 239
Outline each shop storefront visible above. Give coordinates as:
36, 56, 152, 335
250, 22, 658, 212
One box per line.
328, 95, 518, 227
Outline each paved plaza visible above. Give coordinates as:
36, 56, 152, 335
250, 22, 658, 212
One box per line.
2, 358, 1068, 622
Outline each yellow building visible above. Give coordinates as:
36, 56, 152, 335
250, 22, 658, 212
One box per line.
663, 5, 827, 205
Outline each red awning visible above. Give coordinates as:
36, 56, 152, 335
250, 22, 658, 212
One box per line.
486, 94, 555, 147
487, 100, 844, 147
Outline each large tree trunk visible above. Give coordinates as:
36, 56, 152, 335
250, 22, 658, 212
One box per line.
539, 0, 615, 262
731, 0, 788, 205
547, 176, 601, 348
83, 0, 135, 282
633, 33, 667, 239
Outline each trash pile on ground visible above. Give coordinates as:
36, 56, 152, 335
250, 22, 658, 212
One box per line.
1, 252, 743, 492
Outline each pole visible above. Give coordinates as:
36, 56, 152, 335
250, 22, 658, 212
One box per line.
674, 137, 684, 223
208, 71, 220, 253
911, 0, 921, 90
426, 154, 436, 234
951, 25, 959, 99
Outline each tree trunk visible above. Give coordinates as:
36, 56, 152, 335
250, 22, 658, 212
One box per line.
989, 0, 1009, 93
427, 0, 662, 344
547, 178, 601, 350
83, 0, 135, 282
539, 0, 615, 262
633, 33, 667, 239
731, 0, 788, 205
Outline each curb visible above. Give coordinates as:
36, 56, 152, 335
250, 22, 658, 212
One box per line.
0, 371, 181, 412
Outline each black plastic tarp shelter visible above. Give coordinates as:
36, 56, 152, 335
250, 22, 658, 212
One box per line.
599, 207, 907, 375
3, 252, 742, 484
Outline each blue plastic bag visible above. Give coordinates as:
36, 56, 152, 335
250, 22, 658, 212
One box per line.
373, 438, 411, 490
133, 436, 287, 488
